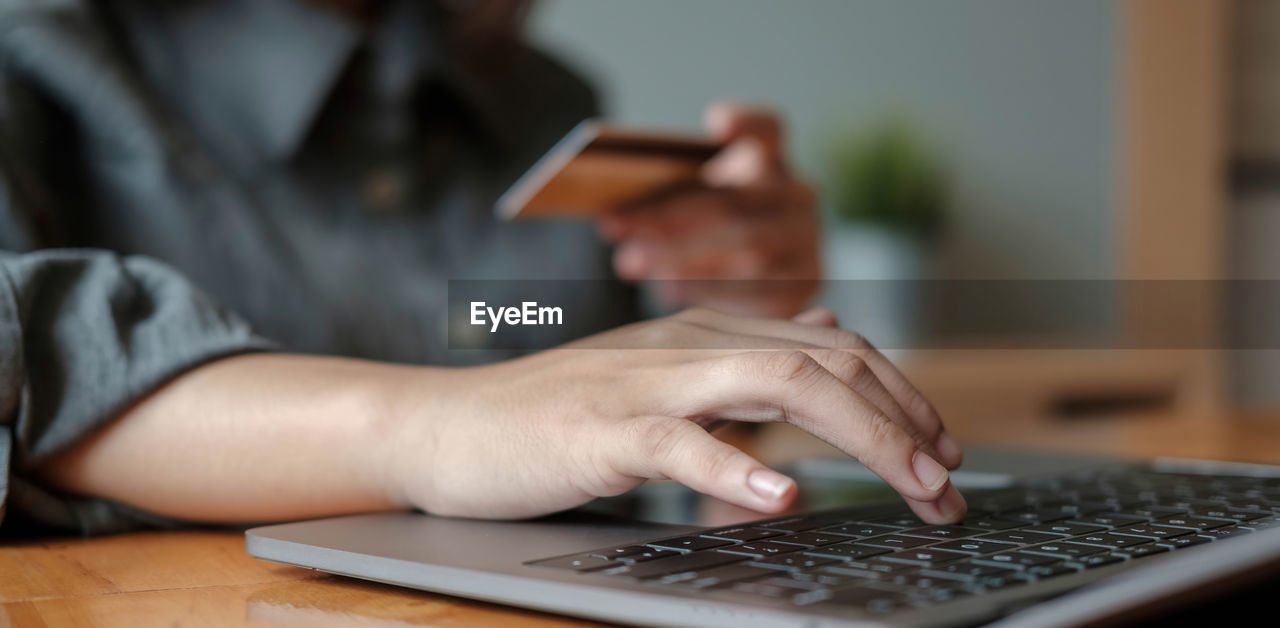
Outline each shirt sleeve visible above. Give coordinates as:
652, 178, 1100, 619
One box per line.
0, 250, 275, 535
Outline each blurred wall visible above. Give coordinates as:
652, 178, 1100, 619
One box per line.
1230, 0, 1280, 406
528, 0, 1118, 280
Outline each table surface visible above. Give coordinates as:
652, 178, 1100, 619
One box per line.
6, 409, 1280, 627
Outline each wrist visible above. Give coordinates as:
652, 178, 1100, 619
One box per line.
371, 362, 478, 513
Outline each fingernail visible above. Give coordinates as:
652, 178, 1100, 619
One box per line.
748, 469, 794, 501
934, 432, 963, 468
937, 485, 968, 522
912, 451, 949, 492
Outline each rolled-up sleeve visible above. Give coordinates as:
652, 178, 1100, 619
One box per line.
0, 250, 273, 535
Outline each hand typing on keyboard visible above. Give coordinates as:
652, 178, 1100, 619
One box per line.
390, 307, 966, 523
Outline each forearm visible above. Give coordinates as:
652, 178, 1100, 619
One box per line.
35, 353, 445, 523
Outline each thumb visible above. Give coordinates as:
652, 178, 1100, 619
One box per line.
704, 102, 785, 171
613, 416, 796, 513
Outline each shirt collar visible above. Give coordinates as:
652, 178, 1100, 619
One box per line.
116, 0, 527, 166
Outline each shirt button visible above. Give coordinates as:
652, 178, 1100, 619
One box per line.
363, 169, 404, 212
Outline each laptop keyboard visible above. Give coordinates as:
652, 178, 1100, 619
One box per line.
528, 468, 1280, 615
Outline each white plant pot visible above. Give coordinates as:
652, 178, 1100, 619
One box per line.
820, 225, 927, 354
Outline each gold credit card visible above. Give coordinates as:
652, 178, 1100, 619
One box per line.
497, 120, 722, 220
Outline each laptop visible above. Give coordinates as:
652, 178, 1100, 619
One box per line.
245, 447, 1280, 627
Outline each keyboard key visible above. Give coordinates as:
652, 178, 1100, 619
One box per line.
1155, 515, 1232, 530
1072, 533, 1151, 549
820, 523, 899, 538
1193, 509, 1267, 522
858, 535, 938, 549
608, 550, 745, 580
531, 553, 615, 572
977, 530, 1062, 545
930, 539, 1020, 555
1109, 525, 1192, 540
590, 545, 650, 559
754, 517, 822, 533
877, 548, 971, 567
820, 565, 887, 580
701, 527, 782, 542
1113, 544, 1169, 559
1067, 515, 1148, 528
805, 543, 892, 561
993, 507, 1073, 524
975, 573, 1022, 591
1124, 505, 1191, 518
1023, 523, 1106, 537
647, 536, 733, 552
861, 558, 924, 575
1066, 553, 1125, 569
750, 554, 839, 571
770, 532, 847, 547
900, 525, 985, 540
1238, 517, 1280, 531
890, 572, 972, 595
972, 551, 1059, 570
1021, 542, 1109, 559
614, 548, 681, 564
868, 515, 927, 528
717, 541, 804, 558
1025, 562, 1082, 579
1197, 526, 1253, 540
1157, 536, 1213, 550
789, 571, 868, 589
965, 518, 1026, 531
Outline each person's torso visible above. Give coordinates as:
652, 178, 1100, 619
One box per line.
0, 0, 636, 364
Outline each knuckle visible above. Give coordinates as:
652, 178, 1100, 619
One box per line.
699, 444, 742, 480
760, 350, 820, 385
830, 353, 870, 384
864, 411, 905, 450
629, 416, 688, 464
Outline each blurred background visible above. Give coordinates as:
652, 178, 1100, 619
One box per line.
530, 0, 1279, 428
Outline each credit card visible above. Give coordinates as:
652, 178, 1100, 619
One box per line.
497, 120, 721, 220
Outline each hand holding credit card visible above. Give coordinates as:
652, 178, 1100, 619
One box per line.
498, 104, 822, 320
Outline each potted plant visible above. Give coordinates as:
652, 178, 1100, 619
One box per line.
820, 117, 947, 349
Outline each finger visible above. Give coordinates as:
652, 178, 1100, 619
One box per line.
905, 484, 967, 524
801, 349, 938, 464
610, 415, 796, 513
620, 212, 816, 281
705, 102, 784, 169
792, 308, 839, 327
623, 326, 927, 455
602, 186, 734, 243
662, 350, 951, 505
605, 179, 800, 244
675, 310, 961, 469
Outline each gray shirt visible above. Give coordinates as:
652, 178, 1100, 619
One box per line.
0, 0, 636, 534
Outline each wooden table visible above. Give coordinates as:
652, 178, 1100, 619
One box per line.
5, 409, 1280, 627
